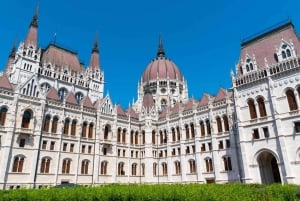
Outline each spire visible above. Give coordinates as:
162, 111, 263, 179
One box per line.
24, 3, 39, 48
88, 32, 100, 71
157, 34, 165, 58
5, 38, 17, 72
30, 2, 39, 28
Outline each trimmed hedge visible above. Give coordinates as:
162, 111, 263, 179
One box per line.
1, 184, 300, 201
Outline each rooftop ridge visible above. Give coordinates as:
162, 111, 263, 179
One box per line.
44, 42, 78, 55
241, 19, 293, 47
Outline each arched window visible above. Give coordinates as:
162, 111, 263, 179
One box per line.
206, 119, 211, 135
117, 128, 121, 143
190, 123, 195, 138
51, 116, 59, 133
189, 159, 196, 173
248, 99, 257, 119
286, 89, 298, 111
62, 159, 71, 174
160, 130, 163, 144
75, 92, 84, 104
88, 123, 94, 138
176, 126, 181, 140
153, 163, 157, 176
185, 124, 190, 139
63, 118, 70, 135
41, 82, 50, 92
81, 160, 89, 174
0, 107, 8, 126
118, 162, 125, 176
223, 115, 229, 132
200, 121, 205, 136
152, 130, 156, 145
104, 125, 109, 140
58, 88, 68, 101
282, 50, 287, 59
122, 129, 126, 143
172, 127, 176, 142
298, 87, 300, 100
162, 163, 168, 176
21, 110, 32, 128
101, 161, 108, 175
216, 116, 222, 133
43, 115, 51, 132
141, 163, 145, 176
205, 158, 213, 172
142, 130, 145, 145
71, 119, 77, 136
82, 122, 88, 137
40, 157, 51, 173
257, 97, 267, 117
286, 49, 291, 57
175, 161, 181, 174
223, 156, 232, 171
12, 155, 25, 172
135, 131, 139, 145
131, 163, 137, 176
161, 99, 167, 110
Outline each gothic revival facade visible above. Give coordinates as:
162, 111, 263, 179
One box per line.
0, 8, 300, 189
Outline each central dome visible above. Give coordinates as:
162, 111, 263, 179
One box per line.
142, 37, 183, 83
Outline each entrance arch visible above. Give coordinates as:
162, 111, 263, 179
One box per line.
257, 151, 281, 184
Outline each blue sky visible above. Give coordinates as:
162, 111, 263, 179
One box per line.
0, 0, 299, 108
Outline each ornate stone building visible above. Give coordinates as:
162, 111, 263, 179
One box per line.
0, 8, 300, 189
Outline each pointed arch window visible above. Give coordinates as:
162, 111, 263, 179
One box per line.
62, 159, 71, 174
117, 128, 121, 143
172, 127, 176, 142
63, 118, 70, 135
245, 58, 255, 72
175, 161, 181, 174
200, 121, 205, 136
280, 43, 293, 60
162, 162, 168, 176
81, 160, 89, 174
75, 92, 84, 104
223, 115, 229, 132
189, 159, 196, 173
152, 130, 156, 145
142, 130, 145, 144
205, 158, 213, 172
118, 162, 125, 176
0, 107, 8, 126
12, 155, 25, 172
40, 157, 51, 173
206, 119, 211, 135
190, 123, 195, 138
223, 156, 232, 171
21, 110, 32, 128
248, 99, 257, 119
41, 83, 50, 93
257, 97, 267, 117
153, 163, 157, 176
141, 163, 145, 176
131, 163, 137, 176
135, 131, 139, 145
160, 130, 163, 144
176, 126, 181, 140
286, 89, 298, 111
216, 116, 222, 133
88, 123, 94, 138
185, 124, 190, 139
51, 116, 59, 133
100, 161, 108, 175
122, 129, 126, 143
58, 88, 68, 101
82, 122, 88, 137
43, 115, 51, 132
71, 119, 77, 136
104, 125, 110, 140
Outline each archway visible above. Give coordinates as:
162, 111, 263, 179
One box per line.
257, 151, 281, 184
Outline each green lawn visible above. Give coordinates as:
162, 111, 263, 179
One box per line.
1, 183, 300, 201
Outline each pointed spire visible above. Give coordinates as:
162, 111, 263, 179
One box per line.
88, 32, 100, 71
5, 38, 17, 72
24, 3, 39, 48
92, 32, 99, 53
30, 2, 39, 28
157, 34, 165, 58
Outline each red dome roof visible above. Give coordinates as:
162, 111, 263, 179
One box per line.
142, 57, 183, 82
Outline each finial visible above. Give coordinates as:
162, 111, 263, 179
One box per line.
157, 34, 165, 58
92, 31, 99, 53
30, 1, 39, 28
